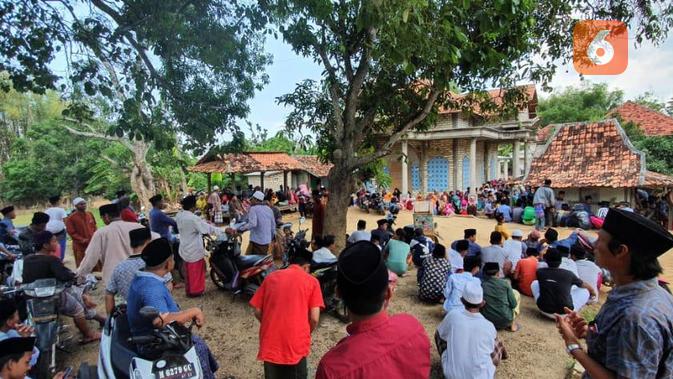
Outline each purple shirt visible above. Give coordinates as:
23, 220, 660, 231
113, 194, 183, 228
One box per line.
243, 204, 275, 245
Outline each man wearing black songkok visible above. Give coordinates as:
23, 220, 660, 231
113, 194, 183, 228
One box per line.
0, 337, 36, 379
316, 241, 431, 378
17, 212, 49, 255
556, 208, 673, 378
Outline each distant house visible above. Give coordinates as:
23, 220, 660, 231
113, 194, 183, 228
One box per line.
245, 156, 332, 190
384, 84, 539, 193
610, 101, 673, 136
525, 119, 673, 208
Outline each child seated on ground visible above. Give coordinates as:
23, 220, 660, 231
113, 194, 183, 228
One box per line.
384, 229, 412, 276
494, 214, 511, 240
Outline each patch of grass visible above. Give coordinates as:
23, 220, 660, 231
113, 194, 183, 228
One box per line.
12, 209, 105, 228
580, 303, 600, 323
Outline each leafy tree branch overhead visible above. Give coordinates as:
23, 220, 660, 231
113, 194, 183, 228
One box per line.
0, 0, 271, 151
264, 0, 673, 246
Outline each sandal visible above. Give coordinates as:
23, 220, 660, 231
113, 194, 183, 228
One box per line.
509, 323, 521, 332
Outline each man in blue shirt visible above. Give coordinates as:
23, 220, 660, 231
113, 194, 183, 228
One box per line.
496, 202, 512, 222
127, 238, 218, 378
239, 191, 276, 255
450, 229, 481, 257
0, 206, 17, 245
149, 194, 178, 241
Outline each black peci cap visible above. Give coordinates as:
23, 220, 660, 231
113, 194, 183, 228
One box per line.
602, 208, 673, 258
141, 238, 173, 267
0, 337, 36, 358
337, 241, 388, 298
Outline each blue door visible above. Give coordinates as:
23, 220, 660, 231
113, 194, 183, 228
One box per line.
462, 155, 471, 191
427, 157, 449, 192
411, 163, 420, 191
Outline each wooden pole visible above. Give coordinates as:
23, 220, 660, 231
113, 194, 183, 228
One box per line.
207, 173, 212, 193
260, 171, 265, 190
283, 170, 288, 193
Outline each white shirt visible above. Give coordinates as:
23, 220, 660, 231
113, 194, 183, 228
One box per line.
448, 249, 464, 273
438, 309, 497, 379
348, 230, 371, 243
443, 272, 481, 312
176, 210, 223, 263
502, 239, 524, 273
538, 257, 579, 277
481, 245, 508, 277
312, 247, 337, 263
575, 259, 601, 299
45, 207, 67, 233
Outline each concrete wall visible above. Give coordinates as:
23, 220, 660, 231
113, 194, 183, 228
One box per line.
246, 171, 318, 191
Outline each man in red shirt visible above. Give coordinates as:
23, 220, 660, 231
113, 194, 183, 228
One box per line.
514, 247, 540, 297
249, 247, 323, 378
316, 241, 431, 378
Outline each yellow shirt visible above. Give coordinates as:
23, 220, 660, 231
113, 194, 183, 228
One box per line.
495, 224, 511, 240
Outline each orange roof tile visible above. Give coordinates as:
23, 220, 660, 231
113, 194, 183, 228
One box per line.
438, 84, 537, 116
525, 120, 645, 188
610, 101, 673, 136
190, 152, 332, 177
536, 124, 556, 143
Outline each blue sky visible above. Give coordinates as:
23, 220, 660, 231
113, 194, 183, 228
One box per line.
247, 34, 673, 138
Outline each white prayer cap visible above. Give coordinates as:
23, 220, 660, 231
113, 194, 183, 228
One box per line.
72, 197, 86, 206
461, 281, 483, 304
252, 191, 265, 201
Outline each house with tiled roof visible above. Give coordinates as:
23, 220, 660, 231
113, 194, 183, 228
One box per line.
383, 84, 539, 193
190, 151, 332, 191
525, 119, 673, 206
610, 101, 673, 136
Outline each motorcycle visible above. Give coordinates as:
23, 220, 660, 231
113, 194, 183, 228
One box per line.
207, 230, 275, 298
369, 193, 385, 215
96, 305, 202, 379
0, 245, 20, 285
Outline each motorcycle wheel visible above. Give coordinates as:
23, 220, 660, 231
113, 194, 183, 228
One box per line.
210, 268, 228, 290
243, 283, 259, 298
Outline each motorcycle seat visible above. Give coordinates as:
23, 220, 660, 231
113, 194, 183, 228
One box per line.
110, 315, 139, 377
236, 254, 266, 270
310, 261, 337, 271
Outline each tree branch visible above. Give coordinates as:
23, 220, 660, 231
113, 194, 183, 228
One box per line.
343, 27, 375, 141
62, 117, 134, 150
348, 88, 440, 170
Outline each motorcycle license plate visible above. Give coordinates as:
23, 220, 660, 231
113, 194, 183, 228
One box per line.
154, 363, 197, 379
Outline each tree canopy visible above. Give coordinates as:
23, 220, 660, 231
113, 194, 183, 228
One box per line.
0, 0, 271, 151
537, 83, 624, 126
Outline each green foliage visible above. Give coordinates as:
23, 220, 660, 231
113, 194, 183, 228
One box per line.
0, 0, 271, 153
537, 83, 624, 126
633, 91, 667, 114
624, 122, 673, 175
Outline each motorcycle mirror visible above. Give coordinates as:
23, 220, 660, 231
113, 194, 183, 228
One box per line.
299, 217, 305, 225
140, 306, 160, 320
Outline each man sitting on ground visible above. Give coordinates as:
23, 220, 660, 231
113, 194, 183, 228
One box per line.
371, 219, 391, 247
451, 228, 481, 257
443, 256, 482, 313
538, 244, 578, 276
570, 242, 601, 301
532, 248, 596, 316
105, 228, 171, 315
127, 238, 218, 378
503, 229, 526, 276
481, 262, 520, 332
436, 281, 504, 379
347, 220, 371, 245
418, 244, 451, 303
384, 229, 411, 276
514, 247, 540, 297
481, 231, 510, 278
316, 241, 430, 378
448, 240, 469, 274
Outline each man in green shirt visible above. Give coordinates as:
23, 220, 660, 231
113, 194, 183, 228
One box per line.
481, 262, 520, 332
384, 229, 411, 276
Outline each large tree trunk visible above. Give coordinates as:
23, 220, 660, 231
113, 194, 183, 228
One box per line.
129, 140, 155, 212
323, 164, 356, 252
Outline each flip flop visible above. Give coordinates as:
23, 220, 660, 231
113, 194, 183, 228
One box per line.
509, 323, 521, 333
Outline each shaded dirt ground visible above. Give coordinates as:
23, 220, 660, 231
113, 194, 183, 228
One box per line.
59, 207, 673, 378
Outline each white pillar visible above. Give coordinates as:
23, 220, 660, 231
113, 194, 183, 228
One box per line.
524, 140, 531, 176
401, 141, 409, 195
420, 148, 428, 193
504, 160, 509, 180
470, 138, 477, 192
512, 140, 521, 178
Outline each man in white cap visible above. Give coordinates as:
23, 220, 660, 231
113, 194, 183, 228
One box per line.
502, 229, 525, 276
239, 191, 276, 255
207, 185, 222, 224
65, 197, 98, 268
436, 280, 502, 379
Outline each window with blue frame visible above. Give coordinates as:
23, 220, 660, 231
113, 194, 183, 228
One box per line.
427, 157, 449, 192
411, 163, 420, 191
